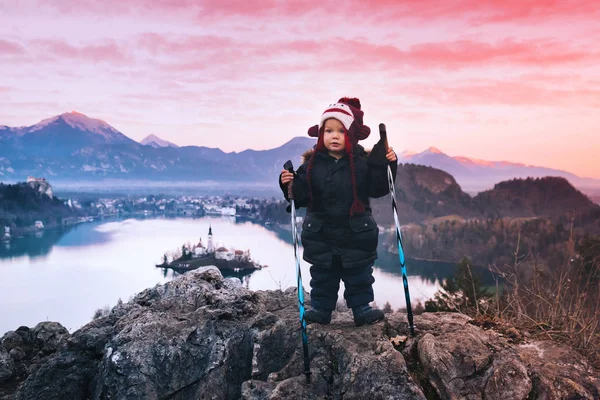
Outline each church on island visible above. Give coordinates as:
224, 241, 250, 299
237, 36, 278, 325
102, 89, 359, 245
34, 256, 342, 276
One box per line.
190, 224, 251, 262
158, 223, 261, 275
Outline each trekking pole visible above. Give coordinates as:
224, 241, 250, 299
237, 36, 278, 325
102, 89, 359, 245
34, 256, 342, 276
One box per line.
283, 160, 312, 382
379, 124, 416, 337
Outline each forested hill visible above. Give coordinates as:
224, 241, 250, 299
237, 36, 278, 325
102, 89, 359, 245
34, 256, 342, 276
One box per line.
0, 181, 78, 228
371, 168, 599, 226
473, 177, 598, 219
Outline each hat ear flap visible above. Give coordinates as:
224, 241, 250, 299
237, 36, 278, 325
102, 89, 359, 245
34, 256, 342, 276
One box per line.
356, 125, 370, 141
308, 124, 319, 138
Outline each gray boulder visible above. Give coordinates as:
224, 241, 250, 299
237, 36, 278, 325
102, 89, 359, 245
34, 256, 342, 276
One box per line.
0, 266, 598, 400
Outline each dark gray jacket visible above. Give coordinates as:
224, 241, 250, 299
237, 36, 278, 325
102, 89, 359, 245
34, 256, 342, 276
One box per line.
280, 142, 397, 268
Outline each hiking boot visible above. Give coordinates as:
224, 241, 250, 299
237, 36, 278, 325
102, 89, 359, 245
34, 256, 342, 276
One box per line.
352, 305, 385, 326
304, 307, 332, 325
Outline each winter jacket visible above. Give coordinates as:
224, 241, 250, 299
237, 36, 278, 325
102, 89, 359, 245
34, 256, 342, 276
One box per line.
280, 141, 397, 269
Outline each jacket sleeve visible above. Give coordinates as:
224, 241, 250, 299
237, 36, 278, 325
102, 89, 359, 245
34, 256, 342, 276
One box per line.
367, 159, 397, 198
367, 137, 397, 198
279, 162, 310, 209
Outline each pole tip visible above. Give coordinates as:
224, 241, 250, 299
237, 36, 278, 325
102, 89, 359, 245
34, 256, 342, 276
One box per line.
379, 123, 387, 140
305, 371, 312, 383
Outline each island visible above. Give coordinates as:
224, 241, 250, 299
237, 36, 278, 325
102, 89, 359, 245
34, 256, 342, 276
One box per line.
156, 224, 263, 276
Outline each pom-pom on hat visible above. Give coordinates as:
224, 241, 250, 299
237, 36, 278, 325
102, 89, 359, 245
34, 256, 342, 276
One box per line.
305, 97, 371, 217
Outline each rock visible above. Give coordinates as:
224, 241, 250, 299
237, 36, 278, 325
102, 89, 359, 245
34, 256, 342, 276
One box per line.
31, 322, 69, 355
12, 351, 98, 400
517, 341, 600, 400
0, 322, 71, 399
1, 266, 598, 399
483, 354, 531, 400
0, 346, 14, 383
247, 311, 426, 399
386, 312, 599, 400
89, 267, 259, 399
8, 348, 25, 362
0, 330, 27, 353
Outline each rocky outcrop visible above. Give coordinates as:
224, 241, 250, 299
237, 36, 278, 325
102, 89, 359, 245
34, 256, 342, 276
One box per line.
26, 177, 53, 199
1, 267, 598, 399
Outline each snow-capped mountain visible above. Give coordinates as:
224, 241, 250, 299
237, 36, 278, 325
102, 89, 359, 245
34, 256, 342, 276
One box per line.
1, 111, 138, 152
140, 134, 179, 148
0, 112, 315, 183
399, 147, 599, 191
29, 111, 123, 139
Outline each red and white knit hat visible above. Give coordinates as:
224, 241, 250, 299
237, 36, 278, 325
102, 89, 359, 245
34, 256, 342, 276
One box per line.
305, 97, 371, 216
307, 97, 371, 146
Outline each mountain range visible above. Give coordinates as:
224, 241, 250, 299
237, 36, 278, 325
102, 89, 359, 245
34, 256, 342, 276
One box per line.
0, 112, 311, 185
1, 112, 598, 193
398, 147, 599, 192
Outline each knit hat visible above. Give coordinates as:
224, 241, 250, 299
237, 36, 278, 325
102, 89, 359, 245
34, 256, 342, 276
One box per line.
306, 97, 371, 217
307, 97, 371, 147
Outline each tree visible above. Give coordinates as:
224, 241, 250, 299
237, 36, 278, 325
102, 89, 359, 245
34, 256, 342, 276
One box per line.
425, 257, 490, 314
382, 302, 393, 314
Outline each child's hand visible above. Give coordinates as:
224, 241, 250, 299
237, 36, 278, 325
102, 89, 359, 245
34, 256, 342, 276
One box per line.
386, 147, 397, 162
280, 169, 294, 185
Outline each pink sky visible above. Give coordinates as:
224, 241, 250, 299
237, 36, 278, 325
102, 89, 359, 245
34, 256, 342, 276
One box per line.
1, 0, 599, 178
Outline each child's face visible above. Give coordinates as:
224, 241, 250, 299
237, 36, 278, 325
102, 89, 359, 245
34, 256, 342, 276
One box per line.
323, 118, 346, 158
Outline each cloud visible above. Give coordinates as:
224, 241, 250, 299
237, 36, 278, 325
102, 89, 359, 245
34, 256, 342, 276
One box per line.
136, 33, 236, 55
29, 39, 128, 63
390, 79, 600, 108
27, 0, 600, 24
344, 38, 599, 70
129, 33, 600, 81
0, 39, 27, 56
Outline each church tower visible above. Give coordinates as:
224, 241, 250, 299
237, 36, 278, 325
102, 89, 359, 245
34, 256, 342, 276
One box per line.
207, 222, 214, 254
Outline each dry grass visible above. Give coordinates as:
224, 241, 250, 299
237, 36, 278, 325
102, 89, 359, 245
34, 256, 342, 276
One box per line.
490, 234, 600, 368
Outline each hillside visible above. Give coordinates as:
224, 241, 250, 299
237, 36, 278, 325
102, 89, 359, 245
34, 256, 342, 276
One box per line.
371, 170, 600, 226
0, 180, 79, 229
368, 172, 600, 266
473, 177, 598, 219
371, 163, 476, 225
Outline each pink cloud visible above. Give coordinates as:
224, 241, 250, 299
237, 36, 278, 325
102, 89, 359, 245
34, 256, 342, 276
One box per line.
342, 38, 598, 70
136, 33, 236, 55
32, 0, 600, 24
390, 79, 600, 108
30, 39, 128, 63
0, 39, 26, 55
129, 33, 600, 81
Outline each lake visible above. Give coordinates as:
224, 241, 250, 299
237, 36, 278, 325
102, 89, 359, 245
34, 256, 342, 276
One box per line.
0, 217, 476, 335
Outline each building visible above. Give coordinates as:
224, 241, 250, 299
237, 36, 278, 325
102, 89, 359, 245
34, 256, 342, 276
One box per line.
215, 247, 234, 261
221, 207, 236, 216
234, 249, 251, 262
26, 176, 46, 184
207, 224, 214, 253
194, 239, 206, 256
26, 176, 53, 198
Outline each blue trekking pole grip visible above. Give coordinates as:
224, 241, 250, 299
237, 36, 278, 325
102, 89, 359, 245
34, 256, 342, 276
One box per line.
283, 160, 312, 382
378, 124, 416, 337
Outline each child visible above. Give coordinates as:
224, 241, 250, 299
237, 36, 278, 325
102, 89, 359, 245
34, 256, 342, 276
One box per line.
279, 97, 397, 326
